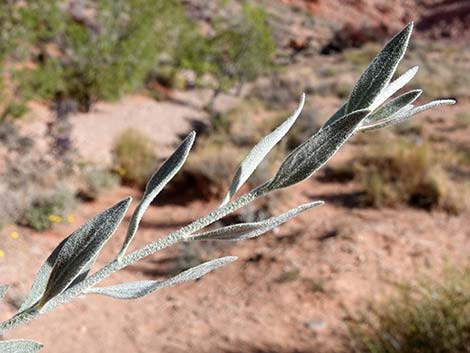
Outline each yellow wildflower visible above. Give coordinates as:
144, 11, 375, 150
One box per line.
0, 249, 4, 258
10, 231, 20, 239
48, 214, 62, 223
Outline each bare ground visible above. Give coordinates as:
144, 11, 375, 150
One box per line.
0, 98, 468, 352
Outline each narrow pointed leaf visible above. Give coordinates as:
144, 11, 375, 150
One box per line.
86, 256, 237, 299
118, 132, 196, 258
347, 23, 413, 113
362, 89, 422, 126
221, 94, 305, 205
0, 339, 43, 353
0, 285, 8, 301
323, 102, 347, 128
268, 109, 370, 190
361, 99, 456, 131
369, 66, 419, 111
39, 197, 131, 306
189, 201, 323, 241
18, 237, 69, 312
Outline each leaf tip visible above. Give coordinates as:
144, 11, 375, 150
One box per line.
447, 98, 457, 105
121, 196, 133, 209
224, 256, 238, 262
402, 22, 414, 37
410, 88, 423, 99
187, 130, 197, 142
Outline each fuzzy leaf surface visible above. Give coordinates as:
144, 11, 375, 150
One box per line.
87, 256, 237, 299
268, 109, 369, 190
39, 197, 131, 305
0, 285, 8, 301
361, 99, 456, 131
0, 339, 43, 353
346, 23, 413, 113
362, 89, 422, 125
221, 94, 305, 205
119, 132, 195, 258
189, 201, 323, 241
369, 66, 419, 111
18, 238, 68, 312
323, 102, 347, 128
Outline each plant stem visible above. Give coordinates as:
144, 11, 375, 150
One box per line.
0, 185, 268, 334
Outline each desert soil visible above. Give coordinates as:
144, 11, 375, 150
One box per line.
0, 94, 468, 353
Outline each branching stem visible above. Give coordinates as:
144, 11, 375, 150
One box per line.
0, 184, 268, 334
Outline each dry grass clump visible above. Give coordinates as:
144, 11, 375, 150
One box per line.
347, 268, 470, 353
346, 135, 467, 213
112, 128, 157, 188
182, 139, 244, 199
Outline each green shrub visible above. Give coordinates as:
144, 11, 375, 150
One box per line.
17, 0, 191, 110
22, 187, 76, 231
174, 3, 276, 108
112, 128, 157, 188
210, 3, 276, 86
2, 1, 275, 112
348, 268, 470, 353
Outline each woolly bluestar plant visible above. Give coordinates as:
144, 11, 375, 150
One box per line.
0, 23, 455, 352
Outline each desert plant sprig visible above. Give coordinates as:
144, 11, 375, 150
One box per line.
0, 23, 455, 352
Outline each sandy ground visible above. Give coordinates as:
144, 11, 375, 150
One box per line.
1, 180, 468, 353
69, 91, 241, 165
1, 100, 469, 352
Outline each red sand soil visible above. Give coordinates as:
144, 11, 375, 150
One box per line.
1, 102, 468, 352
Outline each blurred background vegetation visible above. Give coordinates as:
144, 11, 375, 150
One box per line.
0, 0, 275, 115
0, 1, 468, 352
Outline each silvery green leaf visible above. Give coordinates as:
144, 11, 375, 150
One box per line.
0, 339, 43, 353
18, 238, 69, 312
118, 132, 196, 259
362, 89, 422, 126
346, 23, 413, 113
86, 256, 237, 299
323, 102, 347, 128
0, 285, 8, 301
268, 109, 370, 190
221, 94, 306, 206
369, 66, 419, 111
361, 99, 456, 131
39, 197, 131, 306
189, 200, 323, 241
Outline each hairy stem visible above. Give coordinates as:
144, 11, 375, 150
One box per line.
0, 184, 268, 334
